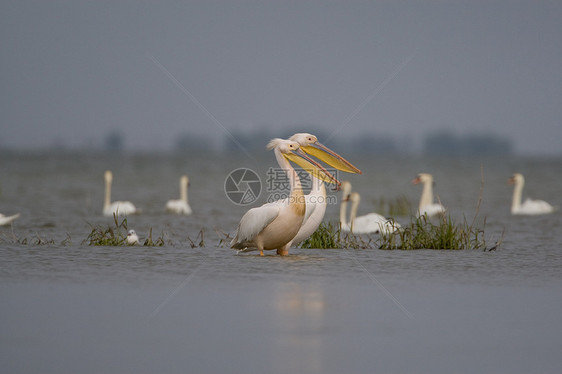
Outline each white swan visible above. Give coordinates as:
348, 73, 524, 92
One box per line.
0, 213, 20, 226
412, 173, 446, 217
348, 193, 401, 234
338, 182, 400, 234
103, 170, 138, 216
508, 173, 555, 215
338, 181, 353, 231
166, 175, 192, 215
127, 229, 140, 245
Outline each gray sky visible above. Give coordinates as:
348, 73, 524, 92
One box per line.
1, 0, 561, 154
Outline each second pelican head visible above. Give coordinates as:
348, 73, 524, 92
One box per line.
289, 133, 362, 175
266, 138, 341, 187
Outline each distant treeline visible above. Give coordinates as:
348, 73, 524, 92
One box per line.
103, 127, 513, 155
216, 128, 512, 156
422, 132, 512, 156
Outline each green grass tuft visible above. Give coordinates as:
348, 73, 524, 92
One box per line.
378, 213, 487, 250
187, 229, 205, 248
84, 214, 165, 247
85, 215, 128, 246
143, 227, 165, 247
299, 221, 372, 249
300, 211, 492, 251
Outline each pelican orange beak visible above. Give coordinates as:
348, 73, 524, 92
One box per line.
300, 141, 362, 174
284, 149, 341, 188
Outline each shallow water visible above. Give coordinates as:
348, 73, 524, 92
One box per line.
1, 151, 561, 373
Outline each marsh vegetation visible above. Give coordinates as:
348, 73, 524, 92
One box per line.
300, 212, 497, 250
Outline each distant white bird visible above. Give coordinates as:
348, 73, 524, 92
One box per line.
166, 175, 192, 215
338, 181, 353, 231
508, 173, 555, 215
127, 229, 139, 245
0, 213, 20, 226
348, 192, 401, 234
103, 170, 138, 216
412, 173, 446, 217
338, 182, 400, 234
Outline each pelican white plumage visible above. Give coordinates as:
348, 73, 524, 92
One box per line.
412, 173, 446, 217
103, 170, 138, 216
166, 175, 192, 215
338, 182, 400, 234
127, 229, 140, 245
284, 133, 361, 249
231, 138, 340, 256
0, 213, 20, 226
508, 173, 555, 215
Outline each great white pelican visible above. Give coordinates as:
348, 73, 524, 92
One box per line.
230, 138, 340, 256
281, 133, 361, 252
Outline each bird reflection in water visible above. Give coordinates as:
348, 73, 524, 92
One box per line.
271, 282, 325, 373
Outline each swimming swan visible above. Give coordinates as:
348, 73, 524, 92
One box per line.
103, 170, 138, 216
508, 173, 555, 215
166, 175, 192, 215
339, 182, 400, 234
412, 173, 446, 217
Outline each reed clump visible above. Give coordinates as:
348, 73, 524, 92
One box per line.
299, 212, 491, 251
85, 214, 164, 247
144, 227, 165, 247
378, 213, 486, 250
85, 215, 128, 246
299, 221, 372, 249
187, 229, 205, 248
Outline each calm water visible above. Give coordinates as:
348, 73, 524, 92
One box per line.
1, 151, 561, 374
